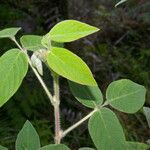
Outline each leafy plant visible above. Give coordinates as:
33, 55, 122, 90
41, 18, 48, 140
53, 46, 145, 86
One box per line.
0, 20, 149, 150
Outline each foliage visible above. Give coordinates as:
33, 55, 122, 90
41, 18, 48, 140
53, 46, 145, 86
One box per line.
0, 20, 149, 150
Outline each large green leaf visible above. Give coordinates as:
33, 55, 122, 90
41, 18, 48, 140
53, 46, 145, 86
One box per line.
79, 148, 95, 150
106, 79, 146, 113
47, 47, 97, 86
16, 120, 40, 150
69, 81, 103, 108
143, 107, 150, 128
47, 20, 99, 42
0, 49, 28, 107
126, 142, 149, 150
40, 144, 70, 150
88, 108, 126, 150
0, 145, 8, 150
20, 35, 44, 51
0, 27, 21, 38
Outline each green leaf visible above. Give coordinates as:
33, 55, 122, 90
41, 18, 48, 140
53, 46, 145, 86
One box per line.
40, 144, 70, 150
0, 145, 8, 150
106, 79, 146, 113
88, 108, 126, 150
47, 47, 97, 86
0, 27, 21, 38
16, 120, 40, 150
69, 81, 103, 108
20, 35, 44, 51
143, 107, 150, 128
0, 49, 28, 107
79, 148, 95, 150
126, 142, 149, 150
47, 20, 99, 42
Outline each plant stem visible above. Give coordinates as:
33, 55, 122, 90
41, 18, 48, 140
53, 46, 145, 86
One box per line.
53, 73, 61, 144
61, 102, 108, 138
62, 109, 97, 138
11, 37, 54, 104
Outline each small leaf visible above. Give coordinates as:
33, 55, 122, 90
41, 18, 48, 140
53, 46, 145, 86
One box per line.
106, 79, 146, 113
0, 49, 28, 107
47, 20, 99, 42
0, 27, 21, 38
0, 145, 8, 150
115, 0, 127, 7
20, 35, 44, 51
47, 47, 97, 86
31, 53, 43, 75
40, 144, 70, 150
126, 142, 149, 150
16, 120, 40, 150
69, 81, 103, 108
143, 107, 150, 128
79, 148, 95, 150
88, 108, 126, 150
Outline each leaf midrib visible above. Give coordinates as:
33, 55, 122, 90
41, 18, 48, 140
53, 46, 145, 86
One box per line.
107, 89, 142, 103
50, 30, 98, 38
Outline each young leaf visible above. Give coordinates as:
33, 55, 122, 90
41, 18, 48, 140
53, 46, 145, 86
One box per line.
88, 108, 126, 150
47, 20, 99, 42
106, 79, 146, 113
31, 53, 43, 75
0, 145, 8, 150
0, 49, 28, 107
20, 35, 44, 51
68, 81, 103, 108
126, 142, 149, 150
16, 120, 40, 150
79, 148, 95, 150
47, 47, 97, 86
40, 144, 70, 150
143, 107, 150, 128
0, 27, 21, 38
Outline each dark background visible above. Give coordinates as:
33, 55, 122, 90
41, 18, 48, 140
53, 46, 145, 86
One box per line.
0, 0, 150, 149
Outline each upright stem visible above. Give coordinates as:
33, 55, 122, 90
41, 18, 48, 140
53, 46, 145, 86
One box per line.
53, 73, 61, 144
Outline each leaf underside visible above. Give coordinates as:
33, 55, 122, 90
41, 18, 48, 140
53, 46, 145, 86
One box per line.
69, 81, 103, 108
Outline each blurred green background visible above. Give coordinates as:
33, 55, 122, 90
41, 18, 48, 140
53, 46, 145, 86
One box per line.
0, 0, 150, 149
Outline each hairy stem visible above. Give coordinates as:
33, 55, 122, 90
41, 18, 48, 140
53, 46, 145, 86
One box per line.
62, 109, 97, 138
11, 37, 54, 104
61, 102, 108, 138
53, 73, 61, 144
